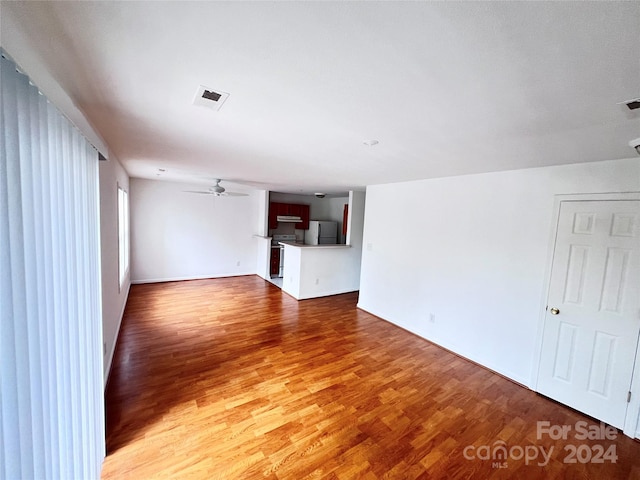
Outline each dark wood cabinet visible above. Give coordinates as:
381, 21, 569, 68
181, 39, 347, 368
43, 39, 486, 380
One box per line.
342, 203, 348, 237
289, 203, 302, 217
269, 247, 280, 276
268, 202, 310, 230
268, 202, 280, 229
275, 203, 287, 215
299, 204, 310, 230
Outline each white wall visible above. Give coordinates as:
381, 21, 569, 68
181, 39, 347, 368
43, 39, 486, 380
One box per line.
282, 245, 303, 298
255, 236, 272, 281
255, 189, 269, 237
130, 178, 259, 283
254, 189, 272, 280
282, 245, 352, 299
358, 158, 640, 387
99, 155, 130, 384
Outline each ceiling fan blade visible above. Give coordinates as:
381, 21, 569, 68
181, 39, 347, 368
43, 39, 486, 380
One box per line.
224, 192, 249, 197
184, 190, 214, 194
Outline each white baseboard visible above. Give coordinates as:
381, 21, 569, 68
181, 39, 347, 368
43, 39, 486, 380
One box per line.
131, 271, 256, 284
297, 287, 359, 300
104, 281, 130, 389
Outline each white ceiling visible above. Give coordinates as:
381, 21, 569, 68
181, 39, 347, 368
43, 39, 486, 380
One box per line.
2, 1, 639, 194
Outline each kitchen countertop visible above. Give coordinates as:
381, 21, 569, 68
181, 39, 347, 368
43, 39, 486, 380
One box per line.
278, 241, 351, 249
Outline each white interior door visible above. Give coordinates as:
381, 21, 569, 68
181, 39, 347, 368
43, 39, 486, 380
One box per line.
537, 200, 640, 428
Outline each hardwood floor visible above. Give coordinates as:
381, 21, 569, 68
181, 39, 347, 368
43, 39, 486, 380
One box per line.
102, 276, 640, 479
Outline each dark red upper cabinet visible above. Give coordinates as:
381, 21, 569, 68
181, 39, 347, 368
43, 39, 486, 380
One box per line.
342, 204, 348, 237
299, 204, 310, 230
268, 202, 280, 229
269, 202, 311, 230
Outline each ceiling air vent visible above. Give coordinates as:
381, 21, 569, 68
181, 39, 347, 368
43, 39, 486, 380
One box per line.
618, 97, 640, 110
193, 85, 229, 111
625, 99, 640, 110
202, 90, 221, 102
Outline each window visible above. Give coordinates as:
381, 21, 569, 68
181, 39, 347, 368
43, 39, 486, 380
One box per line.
118, 185, 130, 287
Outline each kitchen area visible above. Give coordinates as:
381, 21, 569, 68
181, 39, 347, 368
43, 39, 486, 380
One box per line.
271, 219, 339, 284
256, 191, 365, 300
268, 192, 347, 287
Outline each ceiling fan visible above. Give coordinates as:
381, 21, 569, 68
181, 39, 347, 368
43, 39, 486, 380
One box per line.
185, 179, 248, 197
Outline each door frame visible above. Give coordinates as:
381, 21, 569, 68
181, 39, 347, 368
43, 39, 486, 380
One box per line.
531, 191, 640, 438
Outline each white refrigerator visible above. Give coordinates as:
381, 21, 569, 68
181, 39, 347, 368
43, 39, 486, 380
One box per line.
304, 221, 338, 245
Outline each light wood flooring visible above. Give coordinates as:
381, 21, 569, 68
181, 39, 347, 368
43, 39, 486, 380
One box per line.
102, 276, 640, 479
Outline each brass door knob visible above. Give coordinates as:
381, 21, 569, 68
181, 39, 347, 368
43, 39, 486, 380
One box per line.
550, 308, 560, 315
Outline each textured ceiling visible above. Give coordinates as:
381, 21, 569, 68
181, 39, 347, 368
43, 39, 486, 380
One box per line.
2, 1, 639, 194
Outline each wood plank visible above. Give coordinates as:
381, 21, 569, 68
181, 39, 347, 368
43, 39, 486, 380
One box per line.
102, 276, 640, 479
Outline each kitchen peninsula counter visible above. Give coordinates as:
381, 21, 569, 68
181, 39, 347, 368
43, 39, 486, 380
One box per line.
279, 241, 359, 300
278, 241, 350, 249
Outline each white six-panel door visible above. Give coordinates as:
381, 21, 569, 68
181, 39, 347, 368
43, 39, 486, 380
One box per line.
537, 200, 640, 428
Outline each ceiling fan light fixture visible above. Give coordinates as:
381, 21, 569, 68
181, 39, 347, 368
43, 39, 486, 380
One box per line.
183, 179, 248, 197
210, 179, 225, 194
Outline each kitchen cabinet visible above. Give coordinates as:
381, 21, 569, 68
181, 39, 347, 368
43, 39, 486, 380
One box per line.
270, 247, 280, 276
268, 202, 310, 230
276, 203, 289, 215
289, 203, 302, 217
342, 204, 348, 237
290, 204, 310, 230
299, 205, 311, 230
268, 202, 280, 229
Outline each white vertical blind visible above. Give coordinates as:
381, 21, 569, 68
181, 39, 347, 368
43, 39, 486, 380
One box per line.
1, 51, 105, 479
